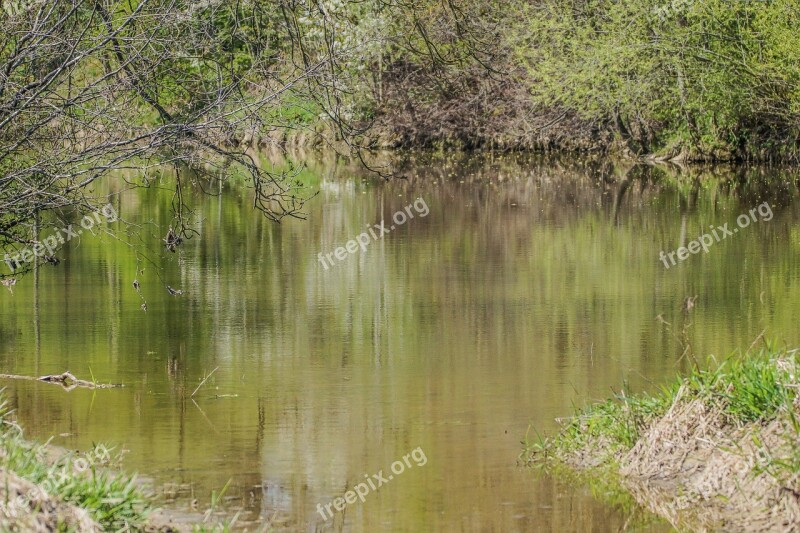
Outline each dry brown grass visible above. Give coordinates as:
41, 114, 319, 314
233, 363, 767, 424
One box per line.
619, 393, 800, 531
0, 468, 101, 532
529, 349, 800, 530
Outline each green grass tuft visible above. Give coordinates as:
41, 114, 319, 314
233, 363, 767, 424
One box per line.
526, 348, 800, 464
0, 395, 152, 530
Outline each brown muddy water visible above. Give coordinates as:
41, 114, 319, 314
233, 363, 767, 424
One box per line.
1, 154, 799, 531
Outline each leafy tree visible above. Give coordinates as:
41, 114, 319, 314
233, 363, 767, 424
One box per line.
0, 0, 368, 263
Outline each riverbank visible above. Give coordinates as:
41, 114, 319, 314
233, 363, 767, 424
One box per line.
240, 110, 800, 165
525, 347, 800, 530
0, 394, 152, 531
0, 395, 218, 532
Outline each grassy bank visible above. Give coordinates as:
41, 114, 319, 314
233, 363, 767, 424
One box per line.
0, 397, 152, 532
525, 347, 800, 530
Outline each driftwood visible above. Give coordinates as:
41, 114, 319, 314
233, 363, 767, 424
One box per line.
0, 372, 123, 391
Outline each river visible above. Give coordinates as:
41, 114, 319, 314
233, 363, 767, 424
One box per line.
1, 153, 798, 531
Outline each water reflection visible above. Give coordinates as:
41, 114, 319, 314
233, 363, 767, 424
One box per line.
1, 154, 799, 531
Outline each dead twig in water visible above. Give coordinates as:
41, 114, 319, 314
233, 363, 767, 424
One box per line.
191, 399, 221, 435
192, 367, 219, 397
0, 371, 123, 391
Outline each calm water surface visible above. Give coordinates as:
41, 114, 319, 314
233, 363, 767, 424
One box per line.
1, 154, 799, 531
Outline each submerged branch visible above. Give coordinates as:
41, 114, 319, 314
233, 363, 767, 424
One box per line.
0, 371, 123, 391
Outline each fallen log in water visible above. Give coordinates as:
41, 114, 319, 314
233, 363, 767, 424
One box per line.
0, 371, 123, 391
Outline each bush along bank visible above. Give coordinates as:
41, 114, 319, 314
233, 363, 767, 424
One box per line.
524, 347, 800, 530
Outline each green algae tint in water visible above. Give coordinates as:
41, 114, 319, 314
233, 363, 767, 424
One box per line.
1, 155, 799, 531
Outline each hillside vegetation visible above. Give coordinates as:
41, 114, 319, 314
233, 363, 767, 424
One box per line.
344, 0, 800, 161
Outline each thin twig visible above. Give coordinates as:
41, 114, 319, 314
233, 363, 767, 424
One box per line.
192, 366, 219, 397
748, 329, 767, 354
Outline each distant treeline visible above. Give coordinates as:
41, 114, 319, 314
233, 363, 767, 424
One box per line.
2, 0, 799, 252
277, 0, 794, 161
